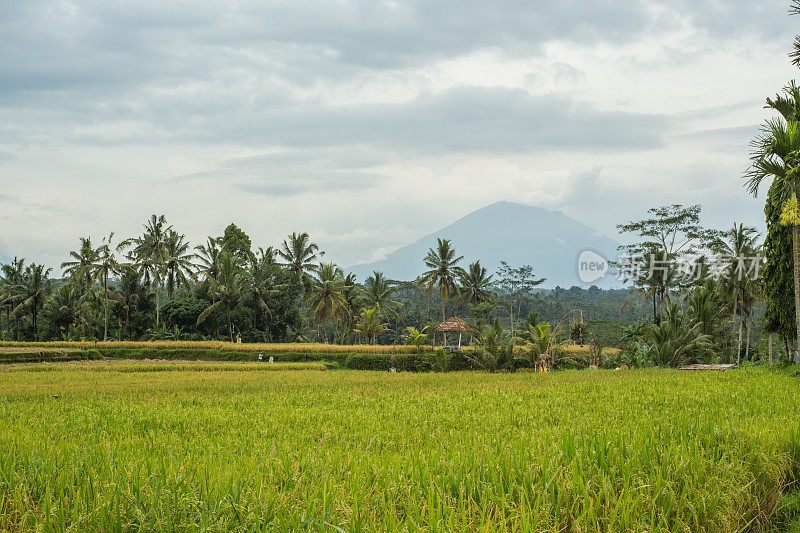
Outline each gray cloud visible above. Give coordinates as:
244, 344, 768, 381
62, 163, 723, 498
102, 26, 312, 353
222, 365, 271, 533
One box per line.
3, 86, 669, 155
0, 0, 792, 269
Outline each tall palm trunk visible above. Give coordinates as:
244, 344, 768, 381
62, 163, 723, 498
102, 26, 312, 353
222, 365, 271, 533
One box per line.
737, 313, 743, 366
652, 291, 657, 325
793, 225, 800, 363
769, 335, 773, 365
103, 273, 109, 341
745, 313, 751, 363
441, 297, 447, 346
154, 267, 161, 327
509, 301, 514, 340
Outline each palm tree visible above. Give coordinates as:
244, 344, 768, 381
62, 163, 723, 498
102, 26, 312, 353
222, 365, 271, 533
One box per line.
685, 281, 731, 363
43, 282, 83, 338
122, 215, 172, 327
418, 238, 465, 344
402, 326, 430, 352
355, 307, 388, 345
0, 258, 25, 339
516, 322, 562, 370
163, 230, 196, 299
116, 264, 143, 340
710, 224, 761, 363
646, 303, 714, 367
746, 81, 800, 352
195, 237, 222, 283
458, 260, 493, 307
246, 253, 283, 332
278, 232, 322, 277
196, 252, 247, 341
340, 272, 361, 343
361, 271, 401, 319
255, 246, 277, 266
61, 237, 97, 287
90, 233, 119, 341
305, 262, 349, 338
10, 263, 52, 339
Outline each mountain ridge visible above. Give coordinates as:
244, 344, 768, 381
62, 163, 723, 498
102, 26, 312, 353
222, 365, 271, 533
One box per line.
346, 201, 619, 287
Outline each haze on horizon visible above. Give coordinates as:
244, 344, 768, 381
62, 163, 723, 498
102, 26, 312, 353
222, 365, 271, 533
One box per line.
0, 1, 796, 272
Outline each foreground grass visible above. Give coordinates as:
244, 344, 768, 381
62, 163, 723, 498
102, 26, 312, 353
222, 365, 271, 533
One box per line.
0, 368, 797, 531
2, 361, 328, 373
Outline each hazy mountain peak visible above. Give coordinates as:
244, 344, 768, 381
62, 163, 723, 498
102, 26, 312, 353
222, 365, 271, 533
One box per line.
347, 201, 619, 287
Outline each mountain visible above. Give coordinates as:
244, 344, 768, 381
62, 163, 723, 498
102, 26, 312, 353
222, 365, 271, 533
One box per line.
346, 201, 620, 288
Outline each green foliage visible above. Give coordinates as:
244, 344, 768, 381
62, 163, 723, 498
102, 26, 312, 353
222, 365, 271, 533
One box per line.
402, 326, 430, 353
427, 348, 452, 372
418, 238, 465, 322
354, 307, 388, 344
220, 223, 253, 261
515, 322, 560, 369
646, 303, 713, 367
467, 321, 514, 372
763, 181, 797, 342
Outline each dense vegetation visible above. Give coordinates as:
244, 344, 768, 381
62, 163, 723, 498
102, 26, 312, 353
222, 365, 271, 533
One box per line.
0, 204, 782, 369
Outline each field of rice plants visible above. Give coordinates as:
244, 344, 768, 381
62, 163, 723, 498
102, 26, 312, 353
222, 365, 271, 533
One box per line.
0, 340, 424, 354
0, 340, 621, 358
0, 366, 798, 531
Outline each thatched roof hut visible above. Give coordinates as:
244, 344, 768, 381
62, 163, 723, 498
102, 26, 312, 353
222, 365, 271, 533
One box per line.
436, 317, 477, 333
435, 317, 476, 349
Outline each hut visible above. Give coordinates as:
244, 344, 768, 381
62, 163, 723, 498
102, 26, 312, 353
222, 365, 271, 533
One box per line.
435, 317, 477, 350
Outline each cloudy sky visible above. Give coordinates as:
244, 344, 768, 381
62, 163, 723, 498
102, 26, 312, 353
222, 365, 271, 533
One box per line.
0, 0, 797, 271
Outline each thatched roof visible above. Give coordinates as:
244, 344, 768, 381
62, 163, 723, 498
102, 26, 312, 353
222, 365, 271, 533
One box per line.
436, 317, 477, 333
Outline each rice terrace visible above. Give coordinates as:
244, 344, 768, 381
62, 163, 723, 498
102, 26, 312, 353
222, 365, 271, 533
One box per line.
7, 0, 800, 531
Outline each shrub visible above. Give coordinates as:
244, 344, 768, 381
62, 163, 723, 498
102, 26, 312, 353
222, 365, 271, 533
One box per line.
427, 349, 452, 372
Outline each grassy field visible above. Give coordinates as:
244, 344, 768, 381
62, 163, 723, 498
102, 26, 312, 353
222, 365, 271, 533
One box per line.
0, 367, 797, 531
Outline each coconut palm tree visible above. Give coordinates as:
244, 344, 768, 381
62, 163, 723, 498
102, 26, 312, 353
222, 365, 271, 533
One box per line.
515, 322, 562, 370
115, 264, 143, 340
246, 253, 284, 332
90, 233, 119, 341
710, 224, 761, 363
255, 246, 277, 266
195, 237, 222, 283
121, 215, 172, 327
340, 272, 362, 343
9, 263, 52, 339
746, 81, 800, 352
647, 303, 714, 367
61, 237, 97, 288
277, 232, 322, 277
196, 252, 247, 341
305, 262, 349, 338
355, 307, 388, 344
43, 282, 83, 338
458, 260, 493, 307
418, 238, 465, 344
163, 230, 196, 299
361, 271, 401, 319
0, 258, 25, 339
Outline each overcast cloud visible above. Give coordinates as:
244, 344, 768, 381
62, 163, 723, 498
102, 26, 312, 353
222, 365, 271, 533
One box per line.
0, 0, 797, 271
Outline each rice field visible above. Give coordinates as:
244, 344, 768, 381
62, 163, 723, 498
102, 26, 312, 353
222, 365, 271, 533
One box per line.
0, 366, 798, 531
0, 340, 621, 357
0, 340, 423, 354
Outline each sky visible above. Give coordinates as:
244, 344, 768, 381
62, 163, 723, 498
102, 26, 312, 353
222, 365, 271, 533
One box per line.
0, 0, 797, 273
